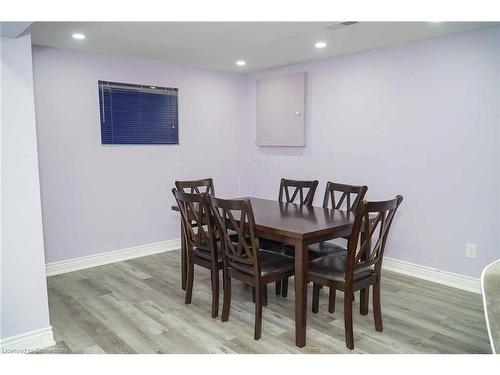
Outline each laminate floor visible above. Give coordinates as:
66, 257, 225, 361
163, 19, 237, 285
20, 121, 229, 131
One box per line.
45, 250, 491, 354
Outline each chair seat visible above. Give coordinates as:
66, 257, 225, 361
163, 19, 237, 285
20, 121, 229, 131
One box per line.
308, 242, 347, 259
281, 242, 346, 260
308, 252, 373, 283
230, 250, 294, 277
259, 238, 285, 253
192, 247, 222, 263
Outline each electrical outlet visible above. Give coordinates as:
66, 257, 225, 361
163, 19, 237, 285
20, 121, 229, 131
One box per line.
465, 243, 477, 258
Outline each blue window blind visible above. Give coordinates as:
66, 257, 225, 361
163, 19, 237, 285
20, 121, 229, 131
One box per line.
99, 80, 179, 144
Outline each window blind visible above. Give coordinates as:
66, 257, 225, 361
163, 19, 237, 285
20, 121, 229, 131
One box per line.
99, 80, 179, 145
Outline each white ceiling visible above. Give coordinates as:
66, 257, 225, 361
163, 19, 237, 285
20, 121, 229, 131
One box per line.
1, 22, 32, 38
30, 22, 498, 73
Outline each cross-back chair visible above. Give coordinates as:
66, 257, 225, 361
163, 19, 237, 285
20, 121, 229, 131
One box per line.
303, 183, 368, 308
209, 196, 294, 340
260, 178, 319, 297
308, 195, 403, 349
172, 188, 222, 318
308, 182, 368, 259
175, 178, 215, 290
323, 182, 367, 212
278, 178, 319, 206
175, 178, 215, 194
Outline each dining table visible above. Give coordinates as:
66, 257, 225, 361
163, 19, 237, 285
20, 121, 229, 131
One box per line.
172, 196, 358, 348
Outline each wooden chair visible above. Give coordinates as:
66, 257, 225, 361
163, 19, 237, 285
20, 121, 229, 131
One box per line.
278, 178, 319, 205
309, 195, 403, 349
175, 178, 215, 195
175, 178, 215, 290
172, 188, 222, 318
481, 258, 500, 354
208, 196, 294, 340
287, 183, 367, 310
260, 178, 319, 297
308, 182, 368, 259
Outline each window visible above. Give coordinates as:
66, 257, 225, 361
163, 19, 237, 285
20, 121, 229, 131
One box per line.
98, 80, 179, 144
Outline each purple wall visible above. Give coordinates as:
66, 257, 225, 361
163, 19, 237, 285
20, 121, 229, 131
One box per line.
33, 27, 500, 278
33, 47, 246, 263
239, 27, 500, 277
2, 34, 51, 339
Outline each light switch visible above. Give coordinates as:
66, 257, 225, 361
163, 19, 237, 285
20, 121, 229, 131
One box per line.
465, 243, 477, 258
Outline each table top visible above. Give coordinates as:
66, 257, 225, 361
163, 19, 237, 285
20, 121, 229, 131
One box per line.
244, 197, 355, 240
172, 196, 356, 241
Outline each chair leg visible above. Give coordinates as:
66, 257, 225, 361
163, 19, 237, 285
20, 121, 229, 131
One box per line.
281, 277, 288, 297
221, 275, 231, 322
181, 226, 187, 291
344, 289, 354, 350
373, 281, 383, 331
328, 288, 336, 313
185, 259, 194, 305
360, 287, 369, 315
254, 286, 263, 340
275, 280, 282, 295
252, 287, 256, 303
210, 270, 219, 318
312, 283, 320, 313
262, 285, 268, 306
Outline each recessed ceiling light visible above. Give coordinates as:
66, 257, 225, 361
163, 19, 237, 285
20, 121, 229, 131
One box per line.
72, 33, 85, 40
236, 60, 246, 66
315, 41, 327, 49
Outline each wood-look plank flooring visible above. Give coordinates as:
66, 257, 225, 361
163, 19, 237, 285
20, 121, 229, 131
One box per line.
45, 250, 491, 354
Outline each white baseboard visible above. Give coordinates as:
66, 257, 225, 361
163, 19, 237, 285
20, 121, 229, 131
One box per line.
383, 257, 480, 294
0, 326, 55, 353
46, 239, 181, 276
44, 239, 479, 294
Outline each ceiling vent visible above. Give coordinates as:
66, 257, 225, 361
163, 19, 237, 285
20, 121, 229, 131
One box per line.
326, 22, 359, 31
340, 21, 358, 26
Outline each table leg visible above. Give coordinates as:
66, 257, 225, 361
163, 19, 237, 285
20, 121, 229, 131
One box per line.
294, 239, 308, 347
181, 222, 187, 291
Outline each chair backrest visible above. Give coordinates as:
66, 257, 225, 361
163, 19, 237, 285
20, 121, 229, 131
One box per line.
175, 178, 215, 195
278, 178, 319, 206
208, 196, 261, 277
481, 259, 500, 354
323, 182, 368, 212
172, 189, 218, 262
345, 195, 403, 281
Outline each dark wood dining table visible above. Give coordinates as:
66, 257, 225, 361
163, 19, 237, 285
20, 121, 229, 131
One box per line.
172, 196, 358, 348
